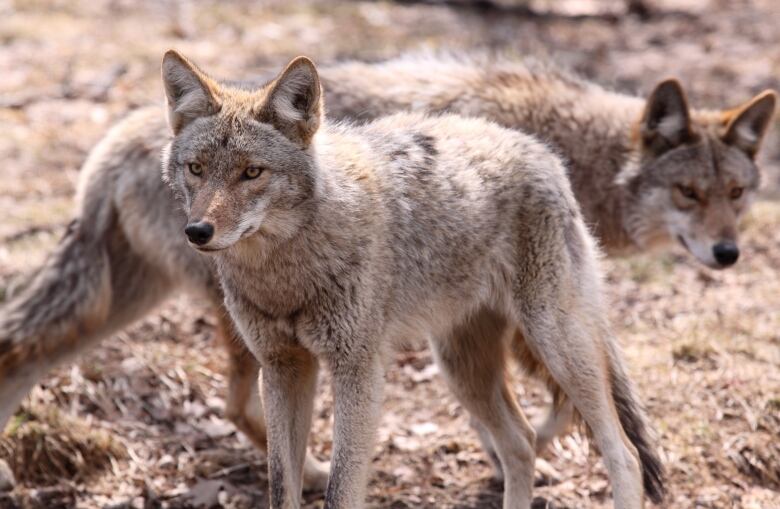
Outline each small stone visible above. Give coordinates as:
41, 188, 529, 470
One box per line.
158, 454, 176, 469
410, 422, 438, 436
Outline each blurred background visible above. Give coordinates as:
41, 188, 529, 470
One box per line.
0, 1, 779, 507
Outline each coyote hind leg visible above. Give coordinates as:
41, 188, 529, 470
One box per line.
432, 307, 536, 509
511, 280, 645, 508
453, 314, 576, 481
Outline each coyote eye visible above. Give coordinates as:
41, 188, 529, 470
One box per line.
244, 166, 263, 180
676, 185, 698, 201
188, 162, 203, 176
729, 187, 743, 200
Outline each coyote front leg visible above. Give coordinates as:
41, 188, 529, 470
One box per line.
324, 354, 384, 509
261, 347, 319, 509
217, 312, 329, 492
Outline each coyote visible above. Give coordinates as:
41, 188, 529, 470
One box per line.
160, 49, 663, 507
0, 52, 772, 496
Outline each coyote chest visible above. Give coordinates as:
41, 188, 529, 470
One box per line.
216, 249, 319, 351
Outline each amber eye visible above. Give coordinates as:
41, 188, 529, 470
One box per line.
677, 185, 698, 201
730, 187, 743, 200
188, 162, 203, 176
244, 166, 263, 180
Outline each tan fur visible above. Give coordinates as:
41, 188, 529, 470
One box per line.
160, 51, 662, 508
0, 104, 331, 492
319, 56, 648, 252
218, 308, 329, 491
6, 51, 775, 502
317, 55, 776, 268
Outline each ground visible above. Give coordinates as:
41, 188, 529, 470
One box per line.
0, 0, 779, 507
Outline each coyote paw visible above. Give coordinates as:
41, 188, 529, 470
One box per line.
302, 455, 329, 492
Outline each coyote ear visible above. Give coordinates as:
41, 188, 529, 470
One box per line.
641, 79, 694, 153
722, 90, 777, 158
162, 50, 220, 134
260, 56, 323, 148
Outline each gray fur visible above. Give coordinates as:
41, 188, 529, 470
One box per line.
318, 53, 775, 268
0, 105, 331, 492
162, 51, 657, 508
4, 51, 775, 502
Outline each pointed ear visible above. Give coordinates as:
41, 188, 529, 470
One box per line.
259, 56, 323, 148
722, 90, 777, 158
162, 50, 220, 134
640, 79, 695, 153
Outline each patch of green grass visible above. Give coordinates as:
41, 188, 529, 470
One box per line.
3, 410, 33, 437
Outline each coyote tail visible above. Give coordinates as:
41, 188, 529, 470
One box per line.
513, 328, 665, 503
607, 342, 666, 504
0, 218, 113, 376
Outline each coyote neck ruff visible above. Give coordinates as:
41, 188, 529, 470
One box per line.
215, 137, 370, 333
162, 50, 664, 509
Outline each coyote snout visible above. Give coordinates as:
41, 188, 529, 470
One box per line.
623, 80, 776, 268
678, 233, 740, 269
667, 189, 745, 269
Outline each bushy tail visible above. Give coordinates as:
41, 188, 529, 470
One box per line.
5, 214, 175, 420
0, 219, 118, 430
0, 203, 176, 428
0, 220, 113, 376
607, 344, 666, 504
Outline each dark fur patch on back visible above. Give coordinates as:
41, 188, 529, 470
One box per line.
390, 147, 409, 161
413, 133, 438, 157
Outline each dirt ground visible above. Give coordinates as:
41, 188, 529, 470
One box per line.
1, 0, 779, 507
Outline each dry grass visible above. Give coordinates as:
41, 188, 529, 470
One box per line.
1, 0, 779, 507
0, 404, 125, 486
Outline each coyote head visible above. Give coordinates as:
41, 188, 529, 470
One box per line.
622, 80, 776, 269
161, 50, 323, 252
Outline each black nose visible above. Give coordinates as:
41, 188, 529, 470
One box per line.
712, 241, 739, 267
184, 222, 214, 246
